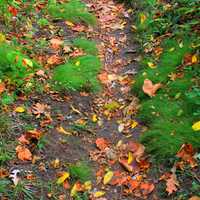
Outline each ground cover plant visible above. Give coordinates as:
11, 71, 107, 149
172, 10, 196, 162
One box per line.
131, 0, 200, 161
0, 0, 199, 200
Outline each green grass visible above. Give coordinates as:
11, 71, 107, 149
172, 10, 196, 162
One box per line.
52, 55, 101, 92
73, 38, 98, 55
48, 0, 96, 25
132, 0, 200, 162
69, 162, 92, 182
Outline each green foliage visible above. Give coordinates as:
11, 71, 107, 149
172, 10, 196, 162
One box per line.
52, 55, 101, 92
132, 0, 200, 161
48, 0, 96, 25
73, 38, 98, 55
37, 18, 49, 27
0, 43, 39, 86
69, 162, 92, 182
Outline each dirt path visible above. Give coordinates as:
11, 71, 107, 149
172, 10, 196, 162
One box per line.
3, 1, 158, 199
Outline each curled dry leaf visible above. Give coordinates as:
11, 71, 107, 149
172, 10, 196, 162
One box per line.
16, 145, 32, 161
96, 138, 109, 151
32, 103, 50, 118
142, 79, 162, 97
189, 196, 200, 200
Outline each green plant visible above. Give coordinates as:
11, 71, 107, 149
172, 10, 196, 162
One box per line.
48, 0, 96, 25
52, 55, 101, 92
0, 43, 39, 86
73, 38, 98, 55
37, 18, 49, 27
69, 162, 92, 182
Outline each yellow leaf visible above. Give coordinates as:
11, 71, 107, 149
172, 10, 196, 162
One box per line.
147, 62, 157, 69
0, 33, 6, 43
103, 171, 113, 185
75, 61, 80, 66
70, 183, 78, 197
192, 121, 200, 131
84, 181, 92, 190
140, 13, 147, 24
56, 126, 72, 135
93, 191, 105, 198
15, 106, 25, 113
128, 152, 133, 164
131, 120, 138, 129
66, 20, 74, 27
92, 114, 98, 122
192, 55, 198, 64
57, 172, 70, 184
23, 58, 33, 67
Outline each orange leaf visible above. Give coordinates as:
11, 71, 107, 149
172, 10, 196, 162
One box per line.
16, 145, 32, 161
18, 134, 30, 145
189, 196, 200, 200
128, 141, 145, 162
129, 179, 140, 191
119, 159, 134, 172
0, 82, 5, 94
140, 182, 155, 195
166, 173, 179, 195
142, 79, 162, 97
96, 138, 109, 150
50, 38, 63, 50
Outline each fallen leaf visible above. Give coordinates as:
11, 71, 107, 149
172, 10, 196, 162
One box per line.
176, 144, 197, 168
140, 182, 155, 195
128, 179, 140, 190
57, 172, 70, 184
0, 82, 5, 94
127, 152, 133, 164
166, 173, 179, 195
140, 13, 147, 24
32, 103, 50, 118
56, 126, 72, 135
18, 134, 30, 145
9, 169, 20, 186
93, 191, 106, 198
147, 62, 157, 69
103, 171, 114, 185
119, 159, 134, 172
15, 106, 25, 113
96, 138, 109, 150
142, 79, 162, 97
189, 196, 200, 200
50, 38, 63, 50
16, 145, 32, 161
128, 141, 145, 162
192, 121, 200, 131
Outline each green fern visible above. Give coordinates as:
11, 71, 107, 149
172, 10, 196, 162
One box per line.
48, 0, 96, 25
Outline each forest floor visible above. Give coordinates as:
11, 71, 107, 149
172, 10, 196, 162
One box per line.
0, 0, 199, 200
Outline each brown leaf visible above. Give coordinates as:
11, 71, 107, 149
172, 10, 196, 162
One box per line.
176, 144, 197, 168
16, 145, 32, 161
47, 55, 62, 65
96, 138, 109, 150
189, 196, 200, 200
128, 141, 145, 162
50, 38, 63, 50
32, 103, 50, 118
142, 79, 162, 97
166, 173, 179, 195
